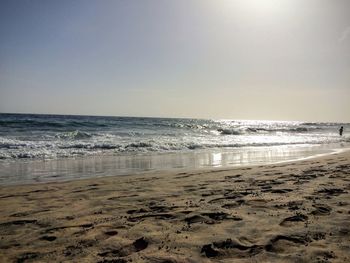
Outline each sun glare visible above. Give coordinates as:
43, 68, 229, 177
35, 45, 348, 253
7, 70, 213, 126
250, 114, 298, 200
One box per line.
244, 0, 284, 12
222, 0, 292, 16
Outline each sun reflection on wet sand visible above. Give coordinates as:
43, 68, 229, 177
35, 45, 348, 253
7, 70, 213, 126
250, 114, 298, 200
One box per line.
0, 143, 347, 185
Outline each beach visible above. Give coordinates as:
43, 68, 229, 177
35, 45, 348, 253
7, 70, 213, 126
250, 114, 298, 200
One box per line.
0, 150, 349, 262
2, 0, 350, 261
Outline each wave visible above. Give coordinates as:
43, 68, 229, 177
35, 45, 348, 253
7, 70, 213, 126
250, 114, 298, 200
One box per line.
246, 127, 309, 133
0, 138, 28, 149
0, 116, 334, 136
156, 120, 326, 135
1, 115, 349, 160
126, 142, 153, 148
217, 128, 242, 135
59, 143, 120, 150
0, 119, 110, 129
55, 130, 93, 140
66, 120, 109, 128
302, 122, 348, 126
2, 135, 348, 160
217, 127, 310, 135
0, 119, 66, 128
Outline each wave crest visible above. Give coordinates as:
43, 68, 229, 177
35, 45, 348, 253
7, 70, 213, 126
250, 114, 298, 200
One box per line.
55, 130, 93, 140
217, 129, 242, 135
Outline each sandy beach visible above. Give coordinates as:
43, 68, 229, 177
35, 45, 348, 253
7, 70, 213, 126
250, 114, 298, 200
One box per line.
0, 151, 349, 263
2, 0, 350, 261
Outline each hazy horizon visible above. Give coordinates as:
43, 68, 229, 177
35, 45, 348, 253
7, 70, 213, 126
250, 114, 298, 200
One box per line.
1, 0, 349, 122
1, 111, 350, 124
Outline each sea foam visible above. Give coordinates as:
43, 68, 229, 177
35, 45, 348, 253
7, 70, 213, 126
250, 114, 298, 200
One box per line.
0, 114, 349, 160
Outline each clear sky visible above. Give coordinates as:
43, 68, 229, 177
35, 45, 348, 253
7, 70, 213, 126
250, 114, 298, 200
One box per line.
0, 0, 349, 122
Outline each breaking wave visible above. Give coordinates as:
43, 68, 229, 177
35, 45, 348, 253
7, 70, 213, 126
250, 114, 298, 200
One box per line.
0, 114, 349, 160
55, 130, 93, 140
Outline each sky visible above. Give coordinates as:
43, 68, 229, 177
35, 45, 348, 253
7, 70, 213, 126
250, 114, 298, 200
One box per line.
0, 0, 349, 122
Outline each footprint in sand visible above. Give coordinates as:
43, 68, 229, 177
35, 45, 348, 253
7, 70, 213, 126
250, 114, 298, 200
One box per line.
185, 212, 242, 225
104, 230, 119, 236
311, 204, 332, 216
201, 238, 263, 258
98, 237, 148, 260
316, 188, 347, 196
40, 235, 57, 241
280, 214, 308, 226
16, 252, 40, 263
265, 234, 311, 253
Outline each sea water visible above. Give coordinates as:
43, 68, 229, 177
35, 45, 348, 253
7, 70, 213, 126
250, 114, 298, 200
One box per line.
0, 113, 349, 184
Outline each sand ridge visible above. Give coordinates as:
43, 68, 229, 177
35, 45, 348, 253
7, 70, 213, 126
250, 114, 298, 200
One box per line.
0, 152, 350, 262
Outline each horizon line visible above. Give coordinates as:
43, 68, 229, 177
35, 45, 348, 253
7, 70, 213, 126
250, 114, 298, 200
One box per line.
0, 111, 348, 124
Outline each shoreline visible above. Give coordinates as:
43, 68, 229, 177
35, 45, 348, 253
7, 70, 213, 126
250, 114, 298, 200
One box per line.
1, 143, 349, 186
1, 146, 349, 188
0, 150, 350, 262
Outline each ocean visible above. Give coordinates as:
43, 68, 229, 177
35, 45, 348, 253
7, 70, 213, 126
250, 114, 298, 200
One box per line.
0, 113, 349, 184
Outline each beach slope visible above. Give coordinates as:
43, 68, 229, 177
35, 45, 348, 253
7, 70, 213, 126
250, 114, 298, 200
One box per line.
0, 152, 350, 262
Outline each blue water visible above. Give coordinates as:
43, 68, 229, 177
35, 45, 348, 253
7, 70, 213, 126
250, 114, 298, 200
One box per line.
1, 113, 349, 160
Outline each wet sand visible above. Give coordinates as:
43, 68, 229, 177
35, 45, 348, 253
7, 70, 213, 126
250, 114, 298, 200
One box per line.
0, 151, 350, 262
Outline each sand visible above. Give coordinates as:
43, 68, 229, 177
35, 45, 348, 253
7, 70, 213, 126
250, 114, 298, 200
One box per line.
0, 151, 350, 263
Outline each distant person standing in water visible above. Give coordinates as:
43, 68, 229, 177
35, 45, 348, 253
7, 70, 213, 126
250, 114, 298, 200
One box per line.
339, 126, 343, 136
